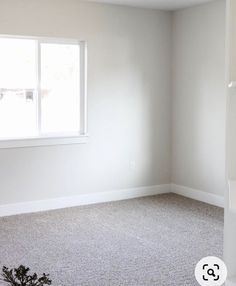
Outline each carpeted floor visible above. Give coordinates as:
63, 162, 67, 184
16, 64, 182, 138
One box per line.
0, 194, 223, 286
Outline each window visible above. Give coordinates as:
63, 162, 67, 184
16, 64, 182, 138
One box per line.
0, 36, 87, 148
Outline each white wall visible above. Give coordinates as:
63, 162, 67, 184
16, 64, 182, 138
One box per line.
224, 0, 236, 279
0, 0, 227, 207
227, 0, 236, 181
171, 0, 226, 196
0, 0, 172, 205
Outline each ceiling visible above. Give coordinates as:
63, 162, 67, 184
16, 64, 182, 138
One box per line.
83, 0, 217, 11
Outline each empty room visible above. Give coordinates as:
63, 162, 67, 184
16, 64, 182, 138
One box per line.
1, 0, 236, 285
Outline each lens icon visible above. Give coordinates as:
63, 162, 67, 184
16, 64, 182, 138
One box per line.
195, 256, 227, 286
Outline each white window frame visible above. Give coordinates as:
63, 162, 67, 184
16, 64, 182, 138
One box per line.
0, 35, 88, 149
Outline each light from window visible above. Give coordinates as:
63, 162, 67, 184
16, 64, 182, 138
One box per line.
0, 36, 86, 140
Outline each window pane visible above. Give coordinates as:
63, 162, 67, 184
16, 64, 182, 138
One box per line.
0, 38, 37, 89
0, 38, 37, 139
40, 43, 80, 134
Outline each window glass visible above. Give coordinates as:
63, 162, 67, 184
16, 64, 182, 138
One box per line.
40, 43, 80, 134
0, 37, 84, 141
0, 38, 37, 138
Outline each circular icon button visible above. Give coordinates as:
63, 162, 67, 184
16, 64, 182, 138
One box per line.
195, 256, 227, 286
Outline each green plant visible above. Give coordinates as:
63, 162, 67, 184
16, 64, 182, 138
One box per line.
1, 265, 52, 286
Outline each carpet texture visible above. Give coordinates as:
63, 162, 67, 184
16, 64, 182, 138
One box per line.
0, 194, 223, 286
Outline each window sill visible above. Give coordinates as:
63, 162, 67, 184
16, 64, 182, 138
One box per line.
0, 134, 89, 149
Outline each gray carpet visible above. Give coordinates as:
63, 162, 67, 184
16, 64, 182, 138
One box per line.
0, 194, 223, 286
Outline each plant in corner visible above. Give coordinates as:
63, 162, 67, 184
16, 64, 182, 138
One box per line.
1, 265, 52, 286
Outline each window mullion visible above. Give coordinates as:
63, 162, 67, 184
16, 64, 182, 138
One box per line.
36, 40, 42, 136
80, 41, 87, 135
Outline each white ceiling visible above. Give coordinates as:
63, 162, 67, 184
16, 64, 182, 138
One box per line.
83, 0, 217, 11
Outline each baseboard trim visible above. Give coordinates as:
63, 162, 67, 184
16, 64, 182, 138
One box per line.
171, 184, 224, 208
0, 183, 224, 217
0, 184, 170, 217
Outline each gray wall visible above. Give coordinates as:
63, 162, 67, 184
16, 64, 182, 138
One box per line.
171, 0, 226, 196
0, 0, 172, 204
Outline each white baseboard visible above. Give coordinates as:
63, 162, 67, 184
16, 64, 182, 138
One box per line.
0, 184, 170, 217
171, 184, 224, 208
0, 183, 224, 217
